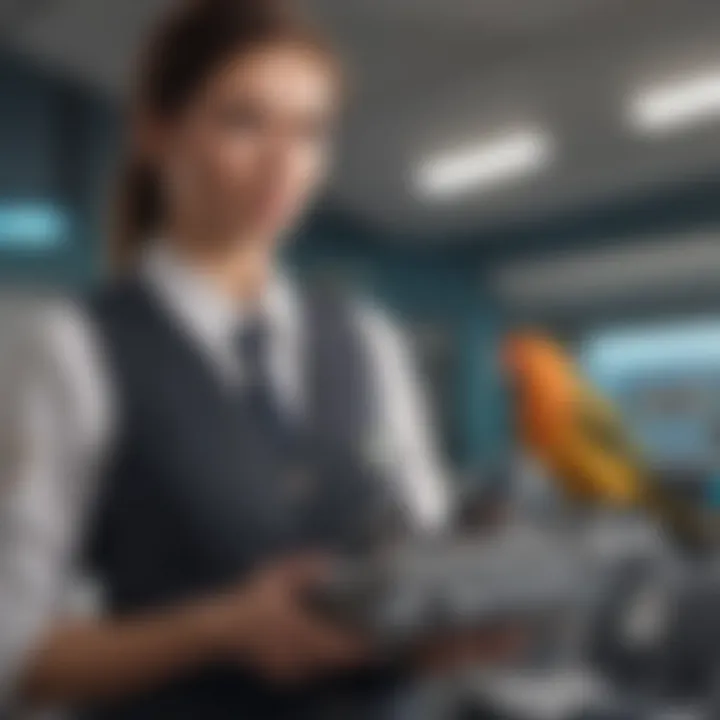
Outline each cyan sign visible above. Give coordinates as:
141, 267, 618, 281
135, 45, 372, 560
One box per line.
0, 203, 69, 249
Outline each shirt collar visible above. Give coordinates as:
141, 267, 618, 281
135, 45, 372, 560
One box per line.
141, 242, 298, 359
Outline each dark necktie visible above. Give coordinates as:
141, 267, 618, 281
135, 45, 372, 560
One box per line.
235, 316, 314, 543
235, 316, 293, 447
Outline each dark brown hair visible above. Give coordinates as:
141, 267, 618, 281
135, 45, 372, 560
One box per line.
113, 0, 337, 270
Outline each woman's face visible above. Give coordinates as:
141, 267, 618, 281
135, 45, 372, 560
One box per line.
155, 43, 339, 248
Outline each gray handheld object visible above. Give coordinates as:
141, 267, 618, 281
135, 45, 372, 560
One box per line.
307, 526, 592, 651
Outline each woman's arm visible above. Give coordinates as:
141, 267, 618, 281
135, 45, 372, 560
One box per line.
17, 598, 229, 704
0, 303, 115, 708
18, 558, 368, 707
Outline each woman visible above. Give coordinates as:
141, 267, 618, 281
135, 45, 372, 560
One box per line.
0, 1, 459, 717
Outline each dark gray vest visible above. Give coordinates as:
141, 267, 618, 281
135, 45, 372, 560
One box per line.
79, 279, 402, 720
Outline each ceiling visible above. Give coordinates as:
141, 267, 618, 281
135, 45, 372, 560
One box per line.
3, 0, 720, 238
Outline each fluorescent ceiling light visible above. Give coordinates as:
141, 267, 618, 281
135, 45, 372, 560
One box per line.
629, 70, 720, 134
417, 129, 553, 199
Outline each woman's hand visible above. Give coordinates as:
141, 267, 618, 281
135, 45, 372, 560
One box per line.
210, 557, 370, 684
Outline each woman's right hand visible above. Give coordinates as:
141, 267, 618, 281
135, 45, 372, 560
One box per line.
207, 557, 370, 684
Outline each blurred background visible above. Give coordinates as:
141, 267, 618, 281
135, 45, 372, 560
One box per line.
2, 0, 720, 484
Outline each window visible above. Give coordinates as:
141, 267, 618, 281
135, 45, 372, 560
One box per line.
581, 320, 720, 469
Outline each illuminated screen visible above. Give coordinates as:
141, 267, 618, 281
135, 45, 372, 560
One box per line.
581, 320, 720, 471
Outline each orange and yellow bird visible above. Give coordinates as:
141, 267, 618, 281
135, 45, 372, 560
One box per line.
502, 331, 716, 550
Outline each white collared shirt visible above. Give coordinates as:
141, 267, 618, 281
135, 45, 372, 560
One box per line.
0, 245, 451, 709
